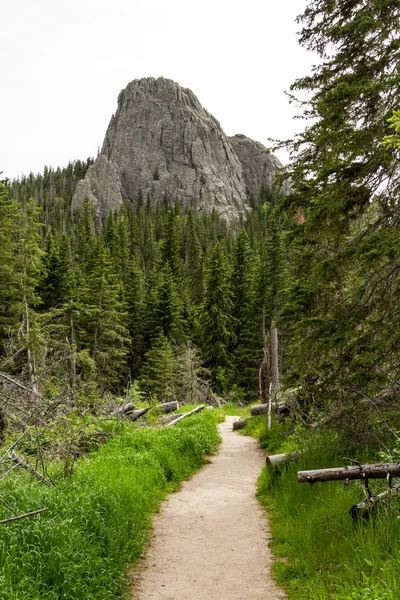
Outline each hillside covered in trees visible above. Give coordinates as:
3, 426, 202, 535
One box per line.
0, 1, 400, 599
1, 165, 286, 407
1, 0, 400, 449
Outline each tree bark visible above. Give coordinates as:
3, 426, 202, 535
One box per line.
161, 413, 183, 425
128, 408, 150, 421
270, 325, 280, 394
166, 405, 205, 426
158, 401, 179, 413
298, 463, 400, 484
68, 307, 77, 392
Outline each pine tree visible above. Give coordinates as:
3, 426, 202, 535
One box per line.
279, 0, 400, 429
230, 230, 257, 393
140, 332, 176, 401
161, 210, 183, 281
4, 199, 44, 392
0, 181, 21, 355
200, 242, 235, 388
80, 244, 130, 389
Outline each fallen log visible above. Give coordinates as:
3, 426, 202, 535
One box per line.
298, 462, 400, 484
158, 401, 179, 413
166, 405, 205, 427
266, 452, 302, 468
112, 402, 135, 416
128, 408, 150, 422
232, 418, 250, 431
350, 486, 400, 521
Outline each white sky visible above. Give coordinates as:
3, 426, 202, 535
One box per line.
1, 0, 316, 180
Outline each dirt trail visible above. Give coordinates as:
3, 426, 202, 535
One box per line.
132, 416, 286, 600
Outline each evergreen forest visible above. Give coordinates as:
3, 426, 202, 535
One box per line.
0, 1, 400, 598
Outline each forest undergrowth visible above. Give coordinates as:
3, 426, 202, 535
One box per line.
0, 411, 220, 600
249, 418, 400, 600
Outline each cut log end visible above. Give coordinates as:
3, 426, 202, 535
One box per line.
232, 418, 249, 431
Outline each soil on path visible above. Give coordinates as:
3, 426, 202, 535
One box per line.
132, 415, 286, 600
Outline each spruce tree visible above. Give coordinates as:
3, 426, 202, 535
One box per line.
230, 230, 257, 393
200, 242, 235, 388
80, 244, 129, 389
140, 332, 176, 401
279, 0, 400, 428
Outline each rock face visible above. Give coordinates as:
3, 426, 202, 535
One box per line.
72, 77, 284, 221
229, 134, 285, 201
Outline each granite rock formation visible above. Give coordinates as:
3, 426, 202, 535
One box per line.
229, 134, 286, 201
72, 77, 284, 221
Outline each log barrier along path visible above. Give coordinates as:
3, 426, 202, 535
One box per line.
132, 416, 286, 600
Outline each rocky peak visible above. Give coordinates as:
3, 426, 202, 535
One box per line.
229, 134, 287, 201
72, 77, 284, 222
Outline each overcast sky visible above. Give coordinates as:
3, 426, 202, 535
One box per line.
1, 0, 316, 180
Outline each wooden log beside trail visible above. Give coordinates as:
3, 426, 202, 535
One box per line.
166, 405, 205, 427
266, 452, 302, 468
232, 418, 250, 431
250, 404, 269, 416
113, 401, 178, 419
298, 462, 400, 484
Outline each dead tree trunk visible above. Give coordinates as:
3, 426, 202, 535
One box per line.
298, 463, 400, 484
259, 345, 270, 407
166, 405, 205, 426
270, 325, 280, 395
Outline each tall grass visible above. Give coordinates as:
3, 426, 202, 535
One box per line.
256, 424, 400, 599
0, 412, 220, 599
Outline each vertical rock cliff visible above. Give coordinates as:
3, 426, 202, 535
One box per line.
72, 77, 285, 221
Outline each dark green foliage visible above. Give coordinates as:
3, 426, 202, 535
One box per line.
276, 0, 400, 436
257, 430, 400, 599
200, 243, 235, 388
6, 157, 289, 400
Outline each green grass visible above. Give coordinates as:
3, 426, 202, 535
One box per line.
0, 411, 220, 599
255, 427, 400, 600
